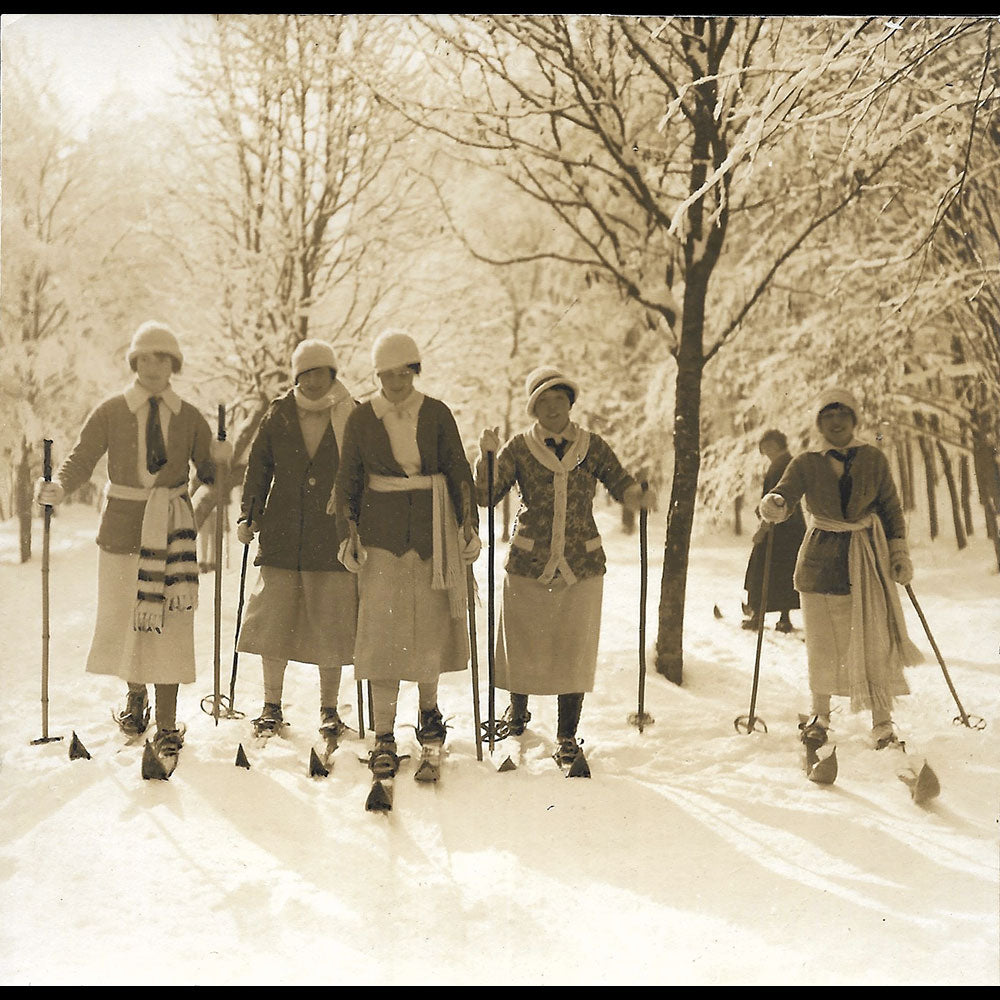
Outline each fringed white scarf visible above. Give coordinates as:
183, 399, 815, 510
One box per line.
293, 381, 354, 451
524, 421, 590, 585
807, 511, 923, 712
133, 485, 199, 632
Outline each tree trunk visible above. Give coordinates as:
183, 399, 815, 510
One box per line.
972, 436, 1000, 571
935, 441, 966, 550
918, 435, 938, 541
895, 436, 915, 511
734, 494, 743, 536
16, 444, 34, 564
959, 452, 974, 536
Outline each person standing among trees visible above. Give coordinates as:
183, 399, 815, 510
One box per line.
333, 330, 481, 777
34, 321, 228, 768
476, 366, 653, 769
235, 339, 359, 742
742, 429, 806, 633
758, 386, 922, 753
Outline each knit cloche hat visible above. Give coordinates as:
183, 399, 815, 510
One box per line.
816, 386, 860, 424
127, 322, 183, 370
292, 339, 338, 381
524, 365, 580, 418
372, 330, 421, 373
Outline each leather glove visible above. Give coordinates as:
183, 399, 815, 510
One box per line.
888, 538, 913, 586
460, 533, 482, 565
237, 521, 258, 546
34, 479, 65, 506
759, 492, 788, 523
338, 536, 367, 573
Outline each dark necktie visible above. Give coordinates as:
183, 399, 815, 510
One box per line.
829, 447, 857, 517
545, 437, 568, 460
146, 397, 167, 474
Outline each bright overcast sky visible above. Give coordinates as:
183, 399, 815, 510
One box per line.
1, 13, 204, 122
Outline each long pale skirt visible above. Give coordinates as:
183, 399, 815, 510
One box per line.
236, 566, 357, 666
801, 591, 910, 702
353, 547, 468, 684
495, 573, 604, 696
86, 549, 196, 685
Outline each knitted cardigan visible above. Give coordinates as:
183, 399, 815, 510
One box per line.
476, 430, 635, 583
770, 444, 906, 594
56, 390, 215, 554
333, 395, 477, 560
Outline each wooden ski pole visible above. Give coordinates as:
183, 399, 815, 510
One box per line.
486, 450, 498, 752
462, 483, 484, 761
735, 526, 772, 734
32, 439, 62, 746
224, 497, 254, 719
905, 584, 986, 730
628, 481, 654, 731
213, 405, 227, 725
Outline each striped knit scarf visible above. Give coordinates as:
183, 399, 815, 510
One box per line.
135, 486, 199, 632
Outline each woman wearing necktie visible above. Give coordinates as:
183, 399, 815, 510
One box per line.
333, 331, 481, 776
476, 366, 652, 769
759, 386, 922, 753
34, 322, 227, 762
235, 339, 359, 741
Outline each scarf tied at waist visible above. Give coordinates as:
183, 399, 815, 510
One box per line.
106, 482, 199, 632
805, 511, 922, 712
367, 473, 466, 619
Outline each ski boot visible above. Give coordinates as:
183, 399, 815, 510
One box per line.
798, 714, 829, 752
318, 706, 348, 741
415, 706, 447, 747
775, 617, 794, 633
142, 725, 185, 780
553, 737, 590, 777
115, 687, 151, 739
252, 702, 284, 738
872, 720, 901, 750
501, 705, 531, 737
368, 733, 404, 779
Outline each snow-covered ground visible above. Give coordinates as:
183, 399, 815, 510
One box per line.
1, 499, 997, 985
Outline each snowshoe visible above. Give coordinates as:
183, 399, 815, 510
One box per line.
364, 735, 407, 813
115, 688, 150, 739
309, 747, 330, 778
141, 726, 185, 780
798, 714, 829, 752
318, 706, 348, 742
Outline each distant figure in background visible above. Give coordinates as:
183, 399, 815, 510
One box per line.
235, 339, 359, 742
759, 386, 922, 753
742, 429, 805, 633
34, 321, 228, 767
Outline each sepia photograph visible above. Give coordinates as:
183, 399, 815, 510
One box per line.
1, 13, 998, 986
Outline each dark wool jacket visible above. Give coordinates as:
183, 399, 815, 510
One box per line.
333, 395, 477, 560
771, 444, 906, 595
476, 431, 635, 582
57, 390, 215, 554
240, 391, 353, 573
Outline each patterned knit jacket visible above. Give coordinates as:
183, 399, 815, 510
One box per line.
477, 431, 635, 583
56, 391, 216, 554
333, 395, 477, 560
771, 444, 906, 595
240, 391, 354, 573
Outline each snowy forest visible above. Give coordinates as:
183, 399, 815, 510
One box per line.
1, 14, 998, 987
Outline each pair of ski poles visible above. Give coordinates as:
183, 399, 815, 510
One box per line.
733, 526, 986, 734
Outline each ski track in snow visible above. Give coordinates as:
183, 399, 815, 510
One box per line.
1, 502, 997, 985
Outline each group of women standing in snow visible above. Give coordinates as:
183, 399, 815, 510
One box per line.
37, 319, 921, 778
